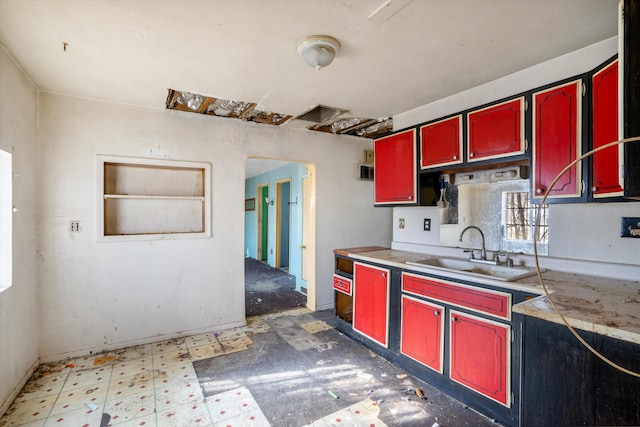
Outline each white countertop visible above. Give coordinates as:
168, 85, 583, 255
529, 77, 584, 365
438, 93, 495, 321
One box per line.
337, 248, 640, 345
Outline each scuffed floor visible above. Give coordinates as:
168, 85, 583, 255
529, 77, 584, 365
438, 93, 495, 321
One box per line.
245, 257, 307, 317
1, 309, 497, 426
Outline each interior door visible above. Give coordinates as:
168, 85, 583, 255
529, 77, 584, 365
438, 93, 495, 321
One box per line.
258, 185, 269, 261
301, 176, 311, 282
276, 180, 291, 268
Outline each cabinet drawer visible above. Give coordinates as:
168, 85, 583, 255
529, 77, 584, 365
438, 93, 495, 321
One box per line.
333, 274, 352, 296
402, 272, 511, 320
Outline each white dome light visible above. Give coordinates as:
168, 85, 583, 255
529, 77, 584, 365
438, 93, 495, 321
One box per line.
297, 35, 341, 70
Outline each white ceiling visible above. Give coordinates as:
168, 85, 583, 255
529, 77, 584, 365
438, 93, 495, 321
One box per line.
0, 0, 619, 175
0, 0, 619, 120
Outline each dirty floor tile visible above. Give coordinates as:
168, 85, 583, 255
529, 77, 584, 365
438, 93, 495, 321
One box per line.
300, 320, 333, 334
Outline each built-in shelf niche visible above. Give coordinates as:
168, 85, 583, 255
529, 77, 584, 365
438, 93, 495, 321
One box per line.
99, 156, 211, 240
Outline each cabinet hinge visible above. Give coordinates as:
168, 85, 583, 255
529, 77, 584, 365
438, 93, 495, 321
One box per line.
524, 138, 528, 152
511, 330, 515, 342
524, 99, 528, 111
511, 392, 515, 405
582, 83, 586, 96
581, 180, 586, 195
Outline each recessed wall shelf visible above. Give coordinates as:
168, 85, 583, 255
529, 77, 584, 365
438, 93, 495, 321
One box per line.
98, 156, 211, 240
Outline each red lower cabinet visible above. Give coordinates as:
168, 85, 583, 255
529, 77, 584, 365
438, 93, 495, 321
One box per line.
449, 310, 511, 407
353, 262, 390, 347
401, 296, 444, 373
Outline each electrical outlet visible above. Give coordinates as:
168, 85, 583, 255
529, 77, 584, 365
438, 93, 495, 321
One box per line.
621, 217, 640, 238
423, 218, 431, 231
70, 221, 79, 232
399, 218, 405, 229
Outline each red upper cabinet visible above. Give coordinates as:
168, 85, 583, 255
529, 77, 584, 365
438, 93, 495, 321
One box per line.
592, 59, 623, 198
353, 262, 390, 347
420, 115, 463, 169
532, 80, 583, 200
374, 129, 417, 205
450, 310, 511, 407
467, 97, 526, 162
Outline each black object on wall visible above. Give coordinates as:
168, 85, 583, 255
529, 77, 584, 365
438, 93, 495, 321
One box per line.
624, 0, 640, 199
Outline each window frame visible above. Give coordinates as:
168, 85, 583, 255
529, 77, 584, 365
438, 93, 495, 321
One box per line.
0, 149, 12, 290
501, 191, 549, 255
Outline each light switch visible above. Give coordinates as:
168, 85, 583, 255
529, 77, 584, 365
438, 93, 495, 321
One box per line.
424, 218, 431, 231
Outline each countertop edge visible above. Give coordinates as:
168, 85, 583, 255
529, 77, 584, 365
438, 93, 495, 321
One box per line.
337, 248, 640, 346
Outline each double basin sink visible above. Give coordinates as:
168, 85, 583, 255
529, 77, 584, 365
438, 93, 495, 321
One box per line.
405, 257, 542, 282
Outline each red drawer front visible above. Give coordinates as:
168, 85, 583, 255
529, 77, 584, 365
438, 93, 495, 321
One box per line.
333, 274, 352, 296
402, 273, 510, 320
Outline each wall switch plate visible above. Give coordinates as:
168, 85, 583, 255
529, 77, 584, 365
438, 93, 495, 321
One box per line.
399, 218, 405, 229
424, 218, 431, 231
70, 220, 79, 232
621, 217, 640, 238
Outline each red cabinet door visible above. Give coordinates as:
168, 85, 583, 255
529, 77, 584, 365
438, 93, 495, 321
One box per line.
450, 310, 511, 407
400, 295, 444, 373
374, 129, 417, 205
419, 115, 463, 169
467, 97, 525, 162
592, 59, 623, 197
353, 262, 389, 347
532, 80, 583, 199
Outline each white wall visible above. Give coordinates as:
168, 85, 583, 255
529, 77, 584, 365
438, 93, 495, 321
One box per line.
394, 37, 619, 129
37, 93, 391, 361
391, 37, 640, 279
0, 47, 39, 414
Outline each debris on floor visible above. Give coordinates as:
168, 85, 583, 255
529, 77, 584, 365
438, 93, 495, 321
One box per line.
300, 320, 333, 334
2, 309, 497, 427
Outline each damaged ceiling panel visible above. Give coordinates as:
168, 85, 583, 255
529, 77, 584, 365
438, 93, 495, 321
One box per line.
165, 89, 392, 138
166, 89, 291, 125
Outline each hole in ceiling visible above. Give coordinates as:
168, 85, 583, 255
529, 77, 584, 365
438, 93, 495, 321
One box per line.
165, 89, 392, 138
292, 104, 346, 124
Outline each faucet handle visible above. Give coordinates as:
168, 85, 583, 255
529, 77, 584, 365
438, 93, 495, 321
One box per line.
494, 252, 514, 267
463, 249, 476, 260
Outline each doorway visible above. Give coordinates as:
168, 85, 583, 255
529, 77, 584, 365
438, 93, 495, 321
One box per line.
244, 159, 316, 312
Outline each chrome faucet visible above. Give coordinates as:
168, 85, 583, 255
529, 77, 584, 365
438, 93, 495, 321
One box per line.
459, 226, 491, 264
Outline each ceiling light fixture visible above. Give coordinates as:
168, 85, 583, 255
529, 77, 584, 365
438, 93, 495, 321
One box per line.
297, 35, 341, 70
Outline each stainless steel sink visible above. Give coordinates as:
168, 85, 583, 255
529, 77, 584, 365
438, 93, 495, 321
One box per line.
405, 257, 543, 282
